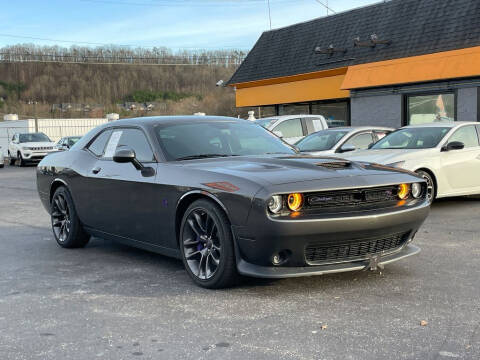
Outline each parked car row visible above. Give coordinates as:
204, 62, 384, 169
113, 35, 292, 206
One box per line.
2, 133, 82, 167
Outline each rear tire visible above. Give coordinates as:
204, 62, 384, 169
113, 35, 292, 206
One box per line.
179, 199, 239, 289
51, 186, 90, 248
8, 152, 15, 166
416, 170, 435, 204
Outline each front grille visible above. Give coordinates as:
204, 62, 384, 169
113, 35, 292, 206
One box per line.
30, 146, 53, 151
306, 186, 398, 209
305, 232, 410, 264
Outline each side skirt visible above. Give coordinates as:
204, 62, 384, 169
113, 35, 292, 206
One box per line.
84, 227, 182, 259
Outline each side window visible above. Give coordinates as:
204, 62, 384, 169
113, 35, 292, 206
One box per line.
345, 133, 375, 150
448, 126, 479, 148
304, 118, 324, 134
87, 130, 112, 157
273, 119, 303, 138
107, 128, 155, 163
374, 131, 390, 141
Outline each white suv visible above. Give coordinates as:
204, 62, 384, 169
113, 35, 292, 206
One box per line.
255, 115, 328, 144
8, 132, 57, 166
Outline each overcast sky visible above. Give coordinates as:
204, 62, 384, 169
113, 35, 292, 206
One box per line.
1, 0, 379, 50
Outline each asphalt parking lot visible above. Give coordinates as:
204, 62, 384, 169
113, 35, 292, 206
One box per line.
0, 166, 479, 360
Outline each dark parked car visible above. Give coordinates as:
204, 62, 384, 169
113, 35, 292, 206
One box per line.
37, 116, 430, 288
55, 136, 82, 151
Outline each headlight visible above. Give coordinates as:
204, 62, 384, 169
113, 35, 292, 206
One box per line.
386, 161, 405, 168
21, 146, 29, 150
411, 183, 423, 199
397, 183, 410, 200
268, 195, 283, 214
287, 193, 304, 211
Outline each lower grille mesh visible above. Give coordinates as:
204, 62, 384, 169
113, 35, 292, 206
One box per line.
305, 232, 410, 264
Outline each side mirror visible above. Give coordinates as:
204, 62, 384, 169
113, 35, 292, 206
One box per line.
338, 144, 356, 153
442, 141, 465, 152
273, 130, 284, 138
113, 147, 155, 177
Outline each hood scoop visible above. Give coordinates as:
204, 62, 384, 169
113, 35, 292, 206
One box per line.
315, 161, 352, 169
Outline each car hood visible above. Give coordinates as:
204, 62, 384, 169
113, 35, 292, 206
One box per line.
179, 155, 409, 186
19, 142, 56, 148
340, 148, 437, 165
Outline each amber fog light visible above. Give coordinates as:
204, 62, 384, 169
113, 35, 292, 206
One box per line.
411, 183, 422, 198
397, 183, 410, 200
287, 193, 304, 211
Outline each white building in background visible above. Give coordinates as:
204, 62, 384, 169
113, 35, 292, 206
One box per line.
0, 116, 111, 156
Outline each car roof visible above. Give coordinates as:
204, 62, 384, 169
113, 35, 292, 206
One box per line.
401, 121, 478, 129
261, 115, 324, 121
107, 115, 249, 127
327, 126, 395, 132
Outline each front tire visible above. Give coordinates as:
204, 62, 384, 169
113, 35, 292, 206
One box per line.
51, 186, 90, 248
16, 152, 24, 167
416, 170, 435, 204
179, 199, 239, 289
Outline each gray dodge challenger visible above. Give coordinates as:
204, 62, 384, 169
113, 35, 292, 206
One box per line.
36, 116, 430, 288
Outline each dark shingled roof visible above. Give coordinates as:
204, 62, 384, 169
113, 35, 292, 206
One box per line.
228, 0, 480, 85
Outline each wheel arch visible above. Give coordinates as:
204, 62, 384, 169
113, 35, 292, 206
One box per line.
414, 167, 438, 198
175, 191, 231, 248
49, 178, 69, 203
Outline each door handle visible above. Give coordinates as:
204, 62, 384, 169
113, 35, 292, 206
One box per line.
91, 167, 101, 174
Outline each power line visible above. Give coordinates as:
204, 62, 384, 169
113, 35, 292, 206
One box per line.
314, 0, 336, 14
0, 33, 249, 50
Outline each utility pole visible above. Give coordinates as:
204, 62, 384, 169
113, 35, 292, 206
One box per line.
267, 0, 272, 30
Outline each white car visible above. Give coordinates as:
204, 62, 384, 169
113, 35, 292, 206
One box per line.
341, 122, 480, 202
8, 132, 57, 166
296, 127, 394, 155
0, 146, 4, 168
255, 115, 328, 144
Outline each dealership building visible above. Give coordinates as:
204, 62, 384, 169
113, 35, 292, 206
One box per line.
228, 0, 480, 128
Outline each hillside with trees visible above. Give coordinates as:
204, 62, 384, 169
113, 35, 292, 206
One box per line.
0, 44, 247, 119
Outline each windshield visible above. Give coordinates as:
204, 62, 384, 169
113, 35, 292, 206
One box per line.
19, 133, 51, 143
67, 137, 81, 146
296, 130, 349, 152
155, 121, 296, 161
372, 127, 450, 149
255, 118, 277, 129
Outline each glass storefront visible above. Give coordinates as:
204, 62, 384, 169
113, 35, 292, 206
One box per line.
406, 93, 455, 124
258, 100, 350, 127
311, 101, 349, 127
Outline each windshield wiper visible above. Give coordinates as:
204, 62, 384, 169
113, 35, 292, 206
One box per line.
175, 154, 237, 161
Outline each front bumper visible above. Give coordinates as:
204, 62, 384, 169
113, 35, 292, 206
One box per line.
233, 199, 429, 271
22, 151, 55, 161
237, 244, 420, 278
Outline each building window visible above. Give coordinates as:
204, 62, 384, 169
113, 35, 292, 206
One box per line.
279, 104, 310, 115
406, 93, 455, 125
311, 101, 349, 127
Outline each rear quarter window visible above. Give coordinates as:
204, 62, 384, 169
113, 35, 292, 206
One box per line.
87, 130, 112, 157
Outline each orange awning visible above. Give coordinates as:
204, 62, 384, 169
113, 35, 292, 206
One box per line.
234, 69, 350, 107
342, 46, 480, 90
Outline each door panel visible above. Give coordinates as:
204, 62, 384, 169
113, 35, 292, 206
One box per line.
88, 161, 161, 244
441, 125, 480, 191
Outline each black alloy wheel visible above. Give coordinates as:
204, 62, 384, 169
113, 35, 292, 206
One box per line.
180, 199, 238, 288
416, 170, 435, 204
51, 187, 90, 248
